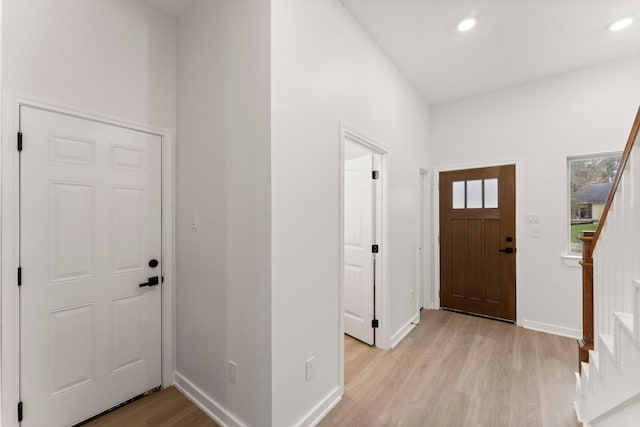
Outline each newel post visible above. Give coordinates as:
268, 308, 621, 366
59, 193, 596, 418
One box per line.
578, 230, 595, 371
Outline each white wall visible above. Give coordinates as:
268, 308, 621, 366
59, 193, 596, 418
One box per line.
175, 1, 271, 426
432, 54, 640, 337
272, 0, 430, 425
2, 0, 176, 130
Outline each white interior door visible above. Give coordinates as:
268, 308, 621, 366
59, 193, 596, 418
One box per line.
19, 107, 162, 427
344, 154, 375, 345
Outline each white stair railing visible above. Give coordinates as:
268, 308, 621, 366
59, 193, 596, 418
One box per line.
576, 107, 640, 426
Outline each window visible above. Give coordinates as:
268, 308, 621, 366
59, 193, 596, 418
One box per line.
452, 178, 498, 209
568, 153, 621, 254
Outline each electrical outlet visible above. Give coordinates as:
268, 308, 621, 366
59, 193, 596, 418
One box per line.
228, 361, 238, 384
306, 357, 315, 381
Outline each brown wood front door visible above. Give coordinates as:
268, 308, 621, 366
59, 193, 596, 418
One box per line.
439, 165, 516, 321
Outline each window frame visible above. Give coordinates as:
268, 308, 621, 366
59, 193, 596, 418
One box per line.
567, 151, 622, 255
451, 178, 500, 210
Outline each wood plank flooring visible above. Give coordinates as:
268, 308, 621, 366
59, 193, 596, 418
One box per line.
82, 386, 218, 427
82, 309, 579, 426
320, 309, 581, 427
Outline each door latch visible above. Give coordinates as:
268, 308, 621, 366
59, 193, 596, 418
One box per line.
139, 276, 160, 287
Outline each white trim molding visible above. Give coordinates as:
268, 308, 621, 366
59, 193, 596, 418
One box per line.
338, 123, 391, 380
390, 313, 420, 349
418, 167, 435, 310
294, 386, 342, 427
521, 319, 582, 339
1, 91, 22, 427
561, 254, 582, 268
0, 92, 176, 426
174, 372, 248, 427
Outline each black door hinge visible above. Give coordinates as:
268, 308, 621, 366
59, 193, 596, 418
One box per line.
18, 401, 23, 422
371, 319, 379, 328
17, 267, 22, 287
372, 245, 379, 253
17, 132, 23, 152
372, 170, 379, 180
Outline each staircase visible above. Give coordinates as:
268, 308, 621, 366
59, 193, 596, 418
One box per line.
575, 107, 640, 427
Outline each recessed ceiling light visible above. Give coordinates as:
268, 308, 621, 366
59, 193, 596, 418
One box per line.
608, 16, 634, 32
457, 17, 477, 33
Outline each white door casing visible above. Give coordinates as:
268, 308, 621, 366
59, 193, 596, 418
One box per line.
418, 170, 425, 309
343, 154, 375, 345
19, 106, 162, 426
419, 168, 432, 310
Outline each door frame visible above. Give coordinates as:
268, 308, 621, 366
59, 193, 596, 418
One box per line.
0, 93, 176, 426
418, 167, 434, 309
338, 123, 389, 388
432, 159, 523, 325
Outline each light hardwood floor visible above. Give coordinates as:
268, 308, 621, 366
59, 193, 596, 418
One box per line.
82, 386, 218, 427
83, 309, 579, 427
320, 309, 581, 427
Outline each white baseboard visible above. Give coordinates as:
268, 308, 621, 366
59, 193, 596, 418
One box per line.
293, 386, 342, 427
390, 312, 420, 349
174, 372, 247, 427
521, 319, 581, 339
575, 400, 584, 424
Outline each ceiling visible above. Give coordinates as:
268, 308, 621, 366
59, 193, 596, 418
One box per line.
340, 0, 640, 104
142, 0, 640, 105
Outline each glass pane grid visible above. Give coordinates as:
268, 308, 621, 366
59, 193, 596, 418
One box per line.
452, 178, 499, 209
568, 153, 622, 254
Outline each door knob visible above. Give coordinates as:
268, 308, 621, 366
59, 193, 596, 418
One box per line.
139, 276, 160, 287
498, 248, 514, 254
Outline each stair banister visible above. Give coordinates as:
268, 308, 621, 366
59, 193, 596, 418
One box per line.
578, 230, 594, 371
579, 106, 640, 369
592, 108, 640, 246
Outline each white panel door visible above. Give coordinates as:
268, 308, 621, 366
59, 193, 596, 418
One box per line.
20, 107, 162, 427
344, 155, 374, 345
